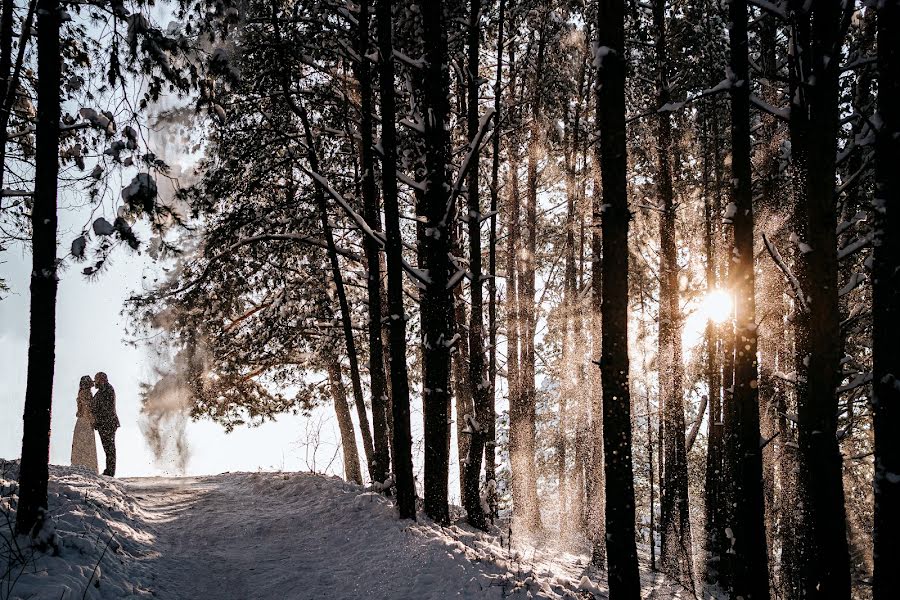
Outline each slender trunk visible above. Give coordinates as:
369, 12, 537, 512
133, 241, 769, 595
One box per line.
327, 359, 363, 484
513, 19, 546, 533
788, 2, 852, 598
703, 103, 726, 588
15, 0, 61, 537
872, 2, 900, 598
505, 42, 528, 531
588, 114, 606, 568
376, 0, 415, 520
726, 2, 770, 597
419, 0, 453, 524
356, 0, 390, 487
462, 0, 490, 530
485, 0, 506, 523
454, 262, 473, 499
596, 1, 641, 595
653, 0, 693, 583
297, 104, 376, 482
756, 14, 783, 595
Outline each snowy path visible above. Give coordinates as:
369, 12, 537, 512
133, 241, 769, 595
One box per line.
123, 472, 595, 599
2, 463, 691, 600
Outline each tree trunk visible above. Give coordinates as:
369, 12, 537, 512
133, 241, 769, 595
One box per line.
787, 2, 852, 597
376, 0, 415, 520
505, 41, 529, 531
513, 17, 546, 533
16, 0, 61, 537
296, 102, 376, 483
595, 1, 641, 596
327, 359, 363, 485
872, 2, 900, 598
588, 115, 606, 568
485, 0, 506, 523
755, 13, 785, 596
419, 0, 453, 524
702, 102, 726, 587
462, 0, 490, 531
653, 0, 693, 584
453, 234, 473, 499
725, 1, 770, 597
356, 0, 390, 487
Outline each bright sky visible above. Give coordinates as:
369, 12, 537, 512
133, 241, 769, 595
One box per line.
0, 210, 449, 497
0, 224, 337, 477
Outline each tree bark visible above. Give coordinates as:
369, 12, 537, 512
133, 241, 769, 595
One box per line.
485, 0, 506, 523
702, 98, 726, 588
376, 0, 415, 520
327, 359, 363, 485
872, 2, 900, 598
462, 0, 490, 531
512, 17, 546, 533
725, 1, 770, 597
296, 102, 376, 483
419, 0, 453, 524
595, 1, 641, 596
355, 0, 391, 487
787, 2, 852, 598
453, 241, 473, 500
652, 0, 693, 584
16, 0, 61, 537
505, 41, 529, 531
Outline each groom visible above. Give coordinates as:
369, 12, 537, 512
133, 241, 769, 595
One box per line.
92, 372, 120, 476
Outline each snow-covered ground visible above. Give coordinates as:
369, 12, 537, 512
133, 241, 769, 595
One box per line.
1, 461, 689, 599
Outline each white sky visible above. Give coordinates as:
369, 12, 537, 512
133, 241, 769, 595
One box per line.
0, 227, 335, 478
0, 209, 449, 497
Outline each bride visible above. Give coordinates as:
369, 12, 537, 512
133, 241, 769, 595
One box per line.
71, 375, 98, 472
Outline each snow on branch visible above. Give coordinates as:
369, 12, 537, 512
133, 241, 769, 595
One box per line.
402, 259, 431, 287
750, 94, 790, 121
686, 394, 708, 452
762, 233, 809, 313
774, 371, 803, 385
838, 232, 874, 261
399, 117, 426, 134
837, 210, 867, 236
444, 107, 496, 225
1, 188, 32, 197
397, 171, 427, 192
300, 166, 387, 249
839, 272, 867, 297
393, 49, 426, 70
836, 372, 872, 396
627, 78, 732, 123
149, 233, 360, 300
749, 0, 788, 19
446, 267, 468, 290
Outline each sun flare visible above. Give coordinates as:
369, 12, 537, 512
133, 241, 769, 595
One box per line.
699, 289, 733, 324
680, 289, 734, 352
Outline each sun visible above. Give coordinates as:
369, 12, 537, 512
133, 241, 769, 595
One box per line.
699, 289, 733, 324
680, 288, 734, 352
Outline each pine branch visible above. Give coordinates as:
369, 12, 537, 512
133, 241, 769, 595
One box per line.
762, 233, 808, 313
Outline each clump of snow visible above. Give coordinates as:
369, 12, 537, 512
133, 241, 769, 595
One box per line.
1, 460, 158, 599
121, 173, 159, 216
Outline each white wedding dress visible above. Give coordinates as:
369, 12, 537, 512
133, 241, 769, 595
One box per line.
71, 388, 98, 472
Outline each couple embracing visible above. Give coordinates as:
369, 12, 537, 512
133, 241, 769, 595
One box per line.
70, 372, 119, 476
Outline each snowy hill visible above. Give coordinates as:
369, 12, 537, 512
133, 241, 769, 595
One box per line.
2, 462, 687, 599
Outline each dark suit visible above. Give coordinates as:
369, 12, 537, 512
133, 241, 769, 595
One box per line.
92, 382, 119, 476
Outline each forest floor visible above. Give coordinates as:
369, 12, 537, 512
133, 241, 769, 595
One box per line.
1, 461, 691, 599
